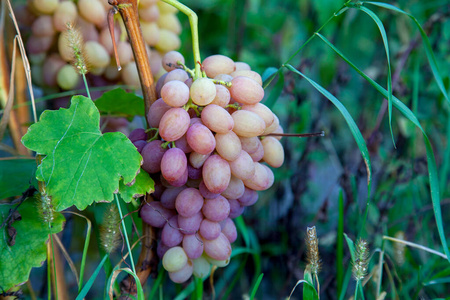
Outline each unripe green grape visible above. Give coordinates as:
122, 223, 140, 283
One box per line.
155, 28, 180, 52
141, 21, 160, 46
157, 13, 182, 34
77, 0, 106, 27
190, 78, 216, 106
33, 0, 59, 15
192, 256, 211, 279
56, 64, 79, 90
162, 246, 188, 272
84, 41, 110, 69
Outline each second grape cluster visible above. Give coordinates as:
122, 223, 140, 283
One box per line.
130, 52, 285, 283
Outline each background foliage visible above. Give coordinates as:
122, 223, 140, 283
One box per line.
1, 0, 449, 298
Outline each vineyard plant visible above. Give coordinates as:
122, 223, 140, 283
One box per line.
0, 0, 449, 299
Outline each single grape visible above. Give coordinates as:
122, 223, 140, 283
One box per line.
161, 80, 190, 107
228, 150, 255, 180
159, 108, 190, 141
175, 188, 204, 218
158, 13, 182, 34
56, 65, 79, 90
199, 219, 221, 240
234, 61, 251, 71
162, 50, 185, 72
161, 216, 183, 247
192, 256, 211, 279
202, 195, 230, 222
31, 15, 55, 37
190, 78, 216, 106
141, 140, 166, 174
162, 246, 188, 272
128, 128, 147, 142
201, 104, 234, 133
203, 233, 232, 261
229, 76, 264, 105
141, 201, 175, 228
221, 176, 245, 199
161, 147, 187, 182
243, 162, 273, 191
182, 234, 204, 259
232, 110, 265, 137
221, 218, 237, 243
189, 152, 210, 169
186, 123, 216, 155
178, 211, 203, 234
202, 55, 235, 78
210, 84, 231, 107
155, 28, 181, 52
215, 131, 242, 161
53, 1, 77, 32
261, 137, 284, 168
77, 0, 106, 27
202, 155, 231, 194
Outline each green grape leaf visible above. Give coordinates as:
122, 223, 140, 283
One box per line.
0, 158, 37, 199
21, 95, 142, 211
0, 197, 65, 291
119, 169, 155, 203
94, 88, 145, 119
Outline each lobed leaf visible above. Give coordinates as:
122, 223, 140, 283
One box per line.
21, 96, 142, 211
0, 198, 65, 291
119, 169, 155, 203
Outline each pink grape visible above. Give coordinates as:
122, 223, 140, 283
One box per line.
168, 259, 193, 283
178, 211, 203, 234
203, 233, 232, 261
175, 188, 204, 217
228, 199, 245, 218
141, 140, 166, 174
141, 201, 175, 228
202, 195, 230, 222
221, 218, 237, 243
159, 108, 190, 141
182, 234, 204, 259
201, 104, 234, 133
161, 216, 183, 247
237, 187, 259, 207
199, 181, 220, 199
199, 219, 221, 240
229, 76, 264, 105
161, 147, 187, 182
202, 155, 231, 194
161, 80, 190, 107
228, 150, 255, 180
186, 123, 216, 155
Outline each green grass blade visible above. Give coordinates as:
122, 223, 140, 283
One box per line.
364, 1, 450, 103
344, 233, 356, 261
76, 254, 108, 300
148, 267, 165, 300
337, 190, 344, 295
288, 279, 319, 300
115, 194, 136, 274
284, 64, 372, 195
357, 6, 395, 147
316, 32, 450, 263
105, 267, 144, 300
173, 279, 196, 300
249, 273, 264, 300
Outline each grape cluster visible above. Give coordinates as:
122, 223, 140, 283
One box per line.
19, 0, 181, 90
130, 52, 285, 283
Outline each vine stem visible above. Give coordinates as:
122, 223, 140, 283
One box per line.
115, 194, 137, 274
160, 0, 202, 79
